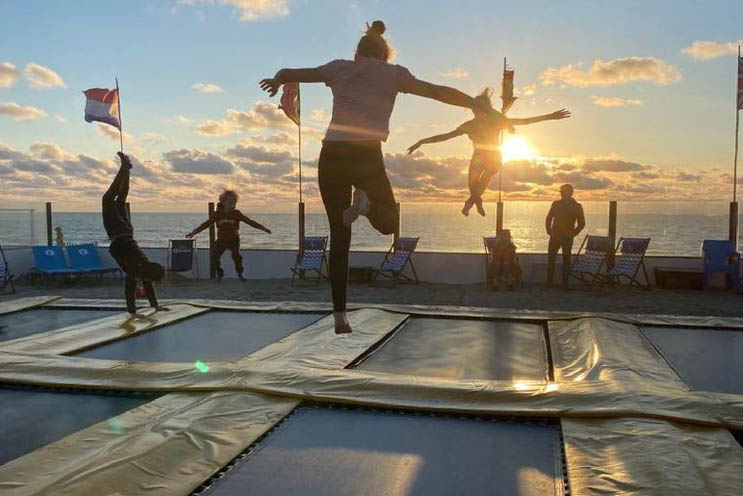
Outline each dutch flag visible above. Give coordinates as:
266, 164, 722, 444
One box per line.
83, 87, 121, 129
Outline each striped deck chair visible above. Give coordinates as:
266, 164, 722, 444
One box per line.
291, 236, 328, 286
0, 242, 15, 294
569, 235, 612, 286
599, 237, 651, 290
372, 237, 420, 284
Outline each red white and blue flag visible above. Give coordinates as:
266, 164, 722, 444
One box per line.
737, 55, 742, 110
279, 83, 300, 125
83, 88, 121, 129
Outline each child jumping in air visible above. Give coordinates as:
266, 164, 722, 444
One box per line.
102, 152, 166, 318
408, 88, 570, 216
186, 190, 271, 282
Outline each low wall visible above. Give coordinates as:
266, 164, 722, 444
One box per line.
5, 245, 705, 286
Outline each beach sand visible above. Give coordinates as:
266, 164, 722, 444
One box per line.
4, 278, 741, 318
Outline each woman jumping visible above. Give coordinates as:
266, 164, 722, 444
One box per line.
408, 88, 570, 216
260, 20, 478, 334
186, 190, 271, 282
102, 152, 166, 318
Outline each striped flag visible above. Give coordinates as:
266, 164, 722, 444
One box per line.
737, 55, 742, 110
501, 69, 517, 114
83, 88, 121, 129
279, 83, 300, 125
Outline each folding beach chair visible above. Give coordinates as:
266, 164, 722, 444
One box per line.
167, 239, 199, 282
0, 242, 16, 294
371, 237, 420, 284
483, 235, 523, 288
67, 243, 121, 280
569, 235, 612, 286
291, 236, 328, 286
599, 237, 651, 290
701, 240, 740, 291
31, 245, 79, 285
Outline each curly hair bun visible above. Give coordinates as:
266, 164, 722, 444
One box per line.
367, 20, 386, 36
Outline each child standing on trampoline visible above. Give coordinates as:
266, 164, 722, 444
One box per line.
408, 89, 570, 216
186, 190, 271, 282
102, 152, 166, 318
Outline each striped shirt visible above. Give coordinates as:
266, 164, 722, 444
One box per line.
317, 57, 416, 142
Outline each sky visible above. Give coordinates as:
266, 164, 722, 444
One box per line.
0, 0, 741, 212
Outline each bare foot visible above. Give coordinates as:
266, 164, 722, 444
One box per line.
333, 311, 353, 334
462, 198, 474, 216
342, 188, 370, 227
475, 199, 486, 217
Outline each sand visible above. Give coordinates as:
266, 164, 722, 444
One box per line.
3, 277, 741, 318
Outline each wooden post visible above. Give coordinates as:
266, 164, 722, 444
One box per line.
298, 201, 305, 253
730, 201, 739, 250
45, 202, 52, 246
496, 201, 504, 233
208, 202, 216, 279
394, 202, 401, 243
608, 200, 617, 267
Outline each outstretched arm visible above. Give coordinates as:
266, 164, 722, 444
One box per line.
239, 214, 271, 234
259, 68, 324, 97
405, 79, 475, 109
407, 128, 466, 154
186, 217, 215, 238
510, 109, 570, 126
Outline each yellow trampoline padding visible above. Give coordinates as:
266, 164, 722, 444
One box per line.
0, 296, 61, 316
0, 304, 208, 355
549, 318, 688, 387
562, 417, 743, 495
0, 391, 299, 496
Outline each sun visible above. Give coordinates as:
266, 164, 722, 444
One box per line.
501, 136, 537, 163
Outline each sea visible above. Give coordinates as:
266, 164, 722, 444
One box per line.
1, 201, 741, 257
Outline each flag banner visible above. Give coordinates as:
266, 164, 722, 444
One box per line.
501, 69, 517, 113
737, 56, 742, 110
83, 88, 121, 129
279, 83, 300, 125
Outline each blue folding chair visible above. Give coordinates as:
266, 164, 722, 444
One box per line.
32, 245, 79, 285
67, 243, 121, 279
291, 236, 328, 286
702, 240, 740, 291
372, 237, 420, 284
0, 242, 15, 294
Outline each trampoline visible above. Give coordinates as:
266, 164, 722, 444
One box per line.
641, 326, 743, 395
198, 405, 562, 496
0, 386, 154, 466
78, 311, 325, 362
0, 308, 119, 342
355, 318, 549, 382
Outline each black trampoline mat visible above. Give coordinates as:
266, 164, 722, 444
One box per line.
0, 388, 151, 466
0, 308, 119, 343
78, 312, 325, 362
204, 407, 560, 496
642, 327, 743, 395
355, 318, 548, 382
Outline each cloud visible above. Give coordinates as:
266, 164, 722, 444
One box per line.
521, 84, 537, 96
0, 101, 47, 121
310, 107, 328, 122
552, 171, 613, 190
96, 123, 133, 143
196, 101, 294, 136
163, 148, 235, 174
30, 143, 75, 161
591, 95, 643, 107
441, 68, 470, 80
682, 40, 742, 60
23, 63, 66, 89
631, 171, 660, 180
181, 0, 290, 22
242, 132, 297, 146
582, 159, 648, 172
191, 82, 223, 93
540, 57, 681, 87
139, 133, 168, 144
0, 62, 20, 88
54, 114, 67, 123
676, 171, 701, 182
226, 143, 296, 178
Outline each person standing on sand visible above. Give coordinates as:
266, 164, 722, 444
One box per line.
259, 20, 478, 334
545, 183, 585, 288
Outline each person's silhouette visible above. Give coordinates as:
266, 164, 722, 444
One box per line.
545, 184, 585, 288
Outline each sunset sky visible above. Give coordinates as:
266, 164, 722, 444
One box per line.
1, 0, 741, 211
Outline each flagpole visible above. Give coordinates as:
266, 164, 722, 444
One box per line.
734, 45, 740, 203
498, 57, 505, 204
115, 77, 123, 153
298, 84, 302, 204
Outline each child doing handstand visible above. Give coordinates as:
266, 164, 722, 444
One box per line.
408, 89, 570, 216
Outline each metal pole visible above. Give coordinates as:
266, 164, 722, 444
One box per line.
608, 201, 617, 267
734, 46, 740, 203
729, 201, 739, 249
496, 201, 504, 233
45, 202, 52, 246
298, 201, 305, 254
208, 202, 216, 279
30, 209, 35, 246
116, 78, 124, 153
298, 84, 302, 204
394, 202, 401, 243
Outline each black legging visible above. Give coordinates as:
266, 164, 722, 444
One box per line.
318, 141, 398, 311
102, 164, 132, 238
547, 234, 574, 287
214, 237, 243, 275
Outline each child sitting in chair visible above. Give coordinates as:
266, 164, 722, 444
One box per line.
488, 229, 520, 290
